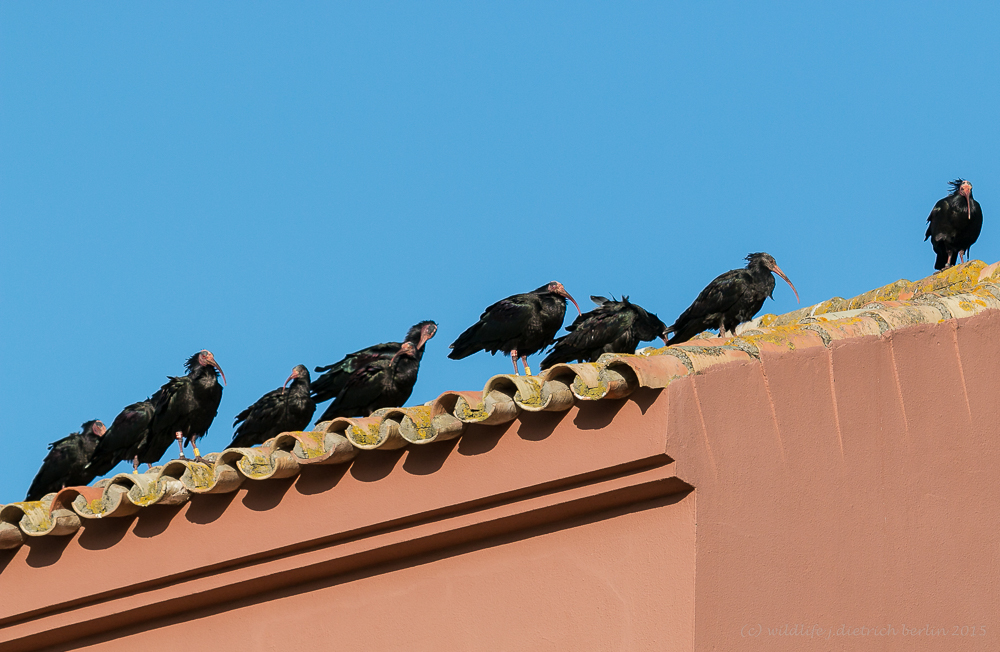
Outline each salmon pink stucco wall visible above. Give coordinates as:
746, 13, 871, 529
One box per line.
76, 493, 696, 651
669, 309, 1000, 651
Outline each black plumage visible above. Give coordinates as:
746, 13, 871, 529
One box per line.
229, 365, 316, 448
25, 420, 106, 501
316, 338, 431, 423
86, 398, 156, 476
667, 253, 799, 345
312, 321, 437, 404
138, 350, 226, 464
449, 281, 581, 375
925, 179, 983, 270
541, 296, 668, 368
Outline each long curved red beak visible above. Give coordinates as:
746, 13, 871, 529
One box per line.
771, 264, 800, 303
416, 327, 435, 351
214, 362, 227, 386
562, 290, 582, 315
391, 342, 417, 365
960, 182, 972, 220
282, 370, 297, 393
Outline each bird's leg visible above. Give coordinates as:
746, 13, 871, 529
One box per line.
945, 253, 953, 268
192, 444, 205, 464
175, 432, 186, 460
510, 350, 520, 375
520, 356, 532, 376
132, 456, 140, 473
960, 250, 966, 264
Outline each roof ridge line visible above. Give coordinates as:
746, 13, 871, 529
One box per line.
3, 260, 999, 549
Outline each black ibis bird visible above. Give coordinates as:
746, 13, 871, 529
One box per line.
312, 321, 437, 405
449, 281, 581, 375
667, 253, 799, 345
229, 365, 316, 448
540, 295, 668, 369
316, 340, 426, 422
925, 179, 983, 270
25, 420, 106, 501
86, 398, 156, 476
139, 350, 226, 464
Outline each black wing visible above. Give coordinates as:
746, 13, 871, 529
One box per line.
25, 434, 80, 501
313, 341, 401, 403
542, 301, 633, 367
668, 269, 749, 344
229, 387, 285, 448
138, 376, 196, 463
86, 400, 155, 477
962, 199, 984, 253
150, 377, 193, 436
317, 354, 391, 421
449, 294, 540, 358
925, 198, 952, 241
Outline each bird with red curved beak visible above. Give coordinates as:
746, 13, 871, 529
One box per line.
311, 321, 437, 423
316, 338, 430, 421
925, 179, 984, 270
24, 420, 107, 501
667, 253, 799, 345
312, 321, 437, 405
959, 180, 973, 219
449, 281, 582, 376
390, 340, 418, 365
229, 364, 315, 449
141, 349, 226, 465
282, 365, 305, 393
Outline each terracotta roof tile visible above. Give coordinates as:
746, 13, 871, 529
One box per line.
3, 259, 1000, 550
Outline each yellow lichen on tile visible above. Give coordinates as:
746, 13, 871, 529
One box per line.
455, 400, 487, 421
184, 463, 215, 489
912, 260, 987, 295
403, 409, 435, 441
737, 324, 820, 352
756, 313, 780, 327
348, 423, 382, 447
288, 431, 326, 459
129, 480, 167, 507
512, 383, 545, 408
571, 375, 610, 400
238, 455, 276, 479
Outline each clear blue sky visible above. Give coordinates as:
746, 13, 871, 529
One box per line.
2, 3, 996, 502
